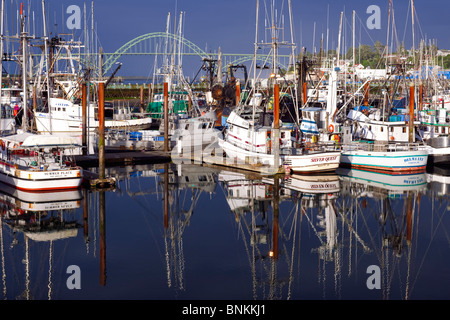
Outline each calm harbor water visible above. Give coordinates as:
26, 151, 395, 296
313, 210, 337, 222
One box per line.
0, 161, 449, 301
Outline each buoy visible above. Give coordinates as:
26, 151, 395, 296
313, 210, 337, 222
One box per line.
390, 136, 395, 141
329, 124, 334, 133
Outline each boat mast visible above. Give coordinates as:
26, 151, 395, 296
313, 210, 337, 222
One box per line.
251, 0, 259, 153
42, 0, 52, 133
288, 0, 299, 124
20, 2, 27, 132
0, 0, 4, 116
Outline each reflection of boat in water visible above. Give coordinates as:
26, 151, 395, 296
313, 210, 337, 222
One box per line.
270, 174, 340, 194
334, 165, 445, 300
337, 167, 427, 196
159, 163, 218, 292
426, 166, 450, 198
0, 183, 83, 300
0, 181, 83, 241
219, 168, 341, 300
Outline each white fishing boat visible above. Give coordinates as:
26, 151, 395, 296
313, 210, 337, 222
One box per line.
34, 97, 153, 134
213, 1, 340, 175
416, 97, 450, 166
340, 140, 428, 173
0, 132, 83, 191
219, 108, 340, 174
172, 111, 223, 161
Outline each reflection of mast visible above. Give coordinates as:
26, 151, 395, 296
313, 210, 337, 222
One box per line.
222, 172, 300, 300
162, 164, 217, 292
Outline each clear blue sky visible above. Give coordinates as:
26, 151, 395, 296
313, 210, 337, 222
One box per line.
4, 0, 450, 78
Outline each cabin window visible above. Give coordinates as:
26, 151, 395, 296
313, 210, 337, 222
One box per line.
402, 127, 406, 133
369, 126, 372, 131
442, 127, 445, 134
390, 127, 394, 132
281, 132, 285, 138
185, 124, 189, 130
435, 127, 439, 133
380, 127, 384, 132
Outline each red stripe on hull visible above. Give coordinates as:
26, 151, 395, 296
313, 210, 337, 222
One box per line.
340, 163, 426, 175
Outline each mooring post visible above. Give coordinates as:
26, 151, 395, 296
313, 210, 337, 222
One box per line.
164, 82, 169, 152
273, 83, 280, 173
409, 82, 414, 143
140, 85, 144, 113
99, 82, 105, 180
82, 82, 87, 155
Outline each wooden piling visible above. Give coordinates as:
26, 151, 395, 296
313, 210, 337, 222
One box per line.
364, 81, 370, 106
236, 82, 240, 105
419, 83, 423, 111
409, 83, 415, 143
99, 82, 105, 180
140, 85, 144, 112
302, 82, 307, 105
82, 83, 87, 155
164, 82, 169, 152
273, 83, 281, 174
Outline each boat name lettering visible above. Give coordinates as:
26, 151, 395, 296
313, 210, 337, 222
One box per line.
310, 183, 338, 189
403, 157, 424, 163
311, 156, 338, 163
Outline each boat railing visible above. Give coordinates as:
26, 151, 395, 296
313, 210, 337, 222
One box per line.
342, 141, 422, 152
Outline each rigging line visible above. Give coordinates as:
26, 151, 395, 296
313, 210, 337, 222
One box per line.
408, 204, 448, 295
355, 198, 383, 263
401, 0, 411, 46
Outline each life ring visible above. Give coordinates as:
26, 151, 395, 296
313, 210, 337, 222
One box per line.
329, 124, 334, 133
390, 136, 395, 141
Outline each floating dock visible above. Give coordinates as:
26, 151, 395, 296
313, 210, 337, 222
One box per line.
72, 150, 171, 168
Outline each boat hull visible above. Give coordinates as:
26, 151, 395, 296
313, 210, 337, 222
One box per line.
340, 149, 428, 173
34, 113, 153, 133
0, 162, 83, 191
218, 139, 341, 174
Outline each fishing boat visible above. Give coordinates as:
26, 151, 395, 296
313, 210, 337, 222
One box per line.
416, 93, 450, 166
0, 132, 83, 191
219, 107, 340, 174
172, 110, 223, 161
32, 35, 152, 134
339, 140, 428, 173
214, 1, 340, 175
